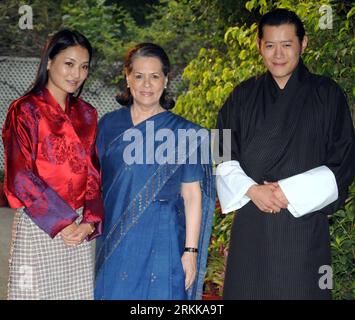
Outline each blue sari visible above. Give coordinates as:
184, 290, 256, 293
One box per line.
94, 107, 216, 300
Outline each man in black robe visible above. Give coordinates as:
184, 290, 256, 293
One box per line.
216, 8, 354, 299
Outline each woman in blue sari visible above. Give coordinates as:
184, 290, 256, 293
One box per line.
94, 43, 216, 300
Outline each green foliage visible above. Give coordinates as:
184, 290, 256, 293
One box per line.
192, 0, 253, 27
0, 0, 261, 85
204, 201, 233, 296
62, 0, 256, 83
61, 0, 221, 83
105, 0, 160, 26
175, 23, 264, 127
62, 0, 140, 83
134, 0, 257, 72
135, 0, 214, 74
329, 182, 355, 300
0, 0, 63, 56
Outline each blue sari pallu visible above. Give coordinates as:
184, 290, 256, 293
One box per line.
94, 108, 216, 300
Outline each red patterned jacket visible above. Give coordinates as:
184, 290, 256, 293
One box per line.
2, 88, 103, 239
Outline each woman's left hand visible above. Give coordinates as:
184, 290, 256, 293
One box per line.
181, 252, 197, 290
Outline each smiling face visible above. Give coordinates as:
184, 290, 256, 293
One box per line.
46, 45, 90, 97
257, 24, 308, 88
126, 56, 167, 109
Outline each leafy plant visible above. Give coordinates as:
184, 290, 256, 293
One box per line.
329, 182, 355, 300
62, 0, 140, 84
204, 199, 233, 296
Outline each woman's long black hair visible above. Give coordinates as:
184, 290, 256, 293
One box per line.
116, 43, 175, 110
27, 29, 92, 97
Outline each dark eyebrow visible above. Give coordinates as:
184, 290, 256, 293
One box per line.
265, 40, 293, 43
64, 57, 89, 64
132, 71, 162, 74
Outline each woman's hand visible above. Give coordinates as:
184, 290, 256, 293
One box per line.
60, 222, 78, 246
181, 252, 197, 290
60, 223, 93, 246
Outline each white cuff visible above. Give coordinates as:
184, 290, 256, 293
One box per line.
216, 160, 257, 214
278, 165, 338, 218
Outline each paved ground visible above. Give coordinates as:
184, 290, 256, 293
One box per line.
0, 207, 14, 300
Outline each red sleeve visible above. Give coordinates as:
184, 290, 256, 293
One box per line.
2, 101, 78, 238
81, 109, 104, 240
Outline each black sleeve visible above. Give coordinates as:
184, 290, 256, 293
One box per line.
320, 84, 355, 215
214, 86, 242, 164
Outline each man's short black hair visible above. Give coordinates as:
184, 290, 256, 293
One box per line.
258, 8, 306, 42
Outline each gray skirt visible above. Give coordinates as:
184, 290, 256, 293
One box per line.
7, 208, 94, 300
